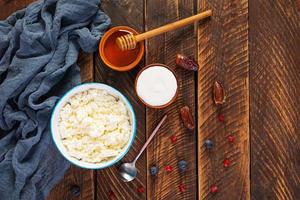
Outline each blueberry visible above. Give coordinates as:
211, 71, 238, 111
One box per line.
204, 139, 213, 149
178, 160, 188, 172
150, 166, 158, 176
70, 185, 80, 197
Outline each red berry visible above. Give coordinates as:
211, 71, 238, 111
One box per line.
170, 135, 177, 143
228, 135, 234, 143
137, 186, 145, 193
223, 159, 230, 168
165, 165, 173, 172
178, 184, 185, 193
210, 185, 218, 193
218, 114, 225, 122
109, 191, 115, 199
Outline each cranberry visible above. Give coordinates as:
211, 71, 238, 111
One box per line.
109, 191, 115, 199
170, 135, 177, 143
137, 186, 145, 193
178, 184, 185, 193
223, 159, 230, 168
218, 114, 225, 122
227, 135, 235, 143
165, 165, 173, 172
210, 185, 218, 193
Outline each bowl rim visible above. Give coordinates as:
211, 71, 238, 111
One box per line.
99, 26, 145, 72
50, 83, 136, 170
135, 63, 179, 109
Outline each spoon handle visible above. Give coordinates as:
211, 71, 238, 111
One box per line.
133, 115, 167, 164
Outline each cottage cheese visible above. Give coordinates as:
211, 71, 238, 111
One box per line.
58, 89, 131, 164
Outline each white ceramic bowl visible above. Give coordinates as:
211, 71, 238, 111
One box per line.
51, 83, 136, 169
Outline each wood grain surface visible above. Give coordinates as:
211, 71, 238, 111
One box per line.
95, 0, 147, 199
79, 53, 94, 83
47, 167, 95, 200
197, 0, 250, 199
1, 0, 300, 199
145, 0, 197, 199
249, 0, 300, 199
0, 0, 33, 18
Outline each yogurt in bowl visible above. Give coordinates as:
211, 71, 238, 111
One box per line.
135, 64, 178, 109
51, 83, 136, 169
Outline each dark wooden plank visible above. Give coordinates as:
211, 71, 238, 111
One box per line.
249, 0, 300, 199
0, 2, 96, 200
47, 167, 95, 200
79, 53, 94, 83
0, 0, 33, 18
197, 0, 249, 199
95, 0, 146, 199
145, 0, 197, 199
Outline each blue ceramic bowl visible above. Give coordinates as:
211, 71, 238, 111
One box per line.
51, 83, 136, 169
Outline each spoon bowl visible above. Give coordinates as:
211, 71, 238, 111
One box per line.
119, 162, 137, 182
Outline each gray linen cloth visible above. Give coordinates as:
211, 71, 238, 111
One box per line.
0, 0, 110, 199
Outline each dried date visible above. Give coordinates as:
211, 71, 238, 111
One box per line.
180, 106, 195, 131
213, 81, 225, 105
176, 54, 199, 71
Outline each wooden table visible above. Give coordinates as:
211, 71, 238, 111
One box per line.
1, 0, 300, 199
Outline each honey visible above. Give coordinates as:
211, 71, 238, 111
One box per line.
103, 30, 140, 68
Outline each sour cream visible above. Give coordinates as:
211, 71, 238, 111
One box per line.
136, 65, 177, 107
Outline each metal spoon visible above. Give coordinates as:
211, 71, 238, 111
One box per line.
119, 115, 167, 182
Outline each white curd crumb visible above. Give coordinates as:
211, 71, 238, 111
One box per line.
58, 88, 131, 164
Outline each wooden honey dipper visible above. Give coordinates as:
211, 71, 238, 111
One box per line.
116, 10, 212, 51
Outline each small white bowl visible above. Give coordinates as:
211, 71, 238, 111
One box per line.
51, 83, 136, 169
